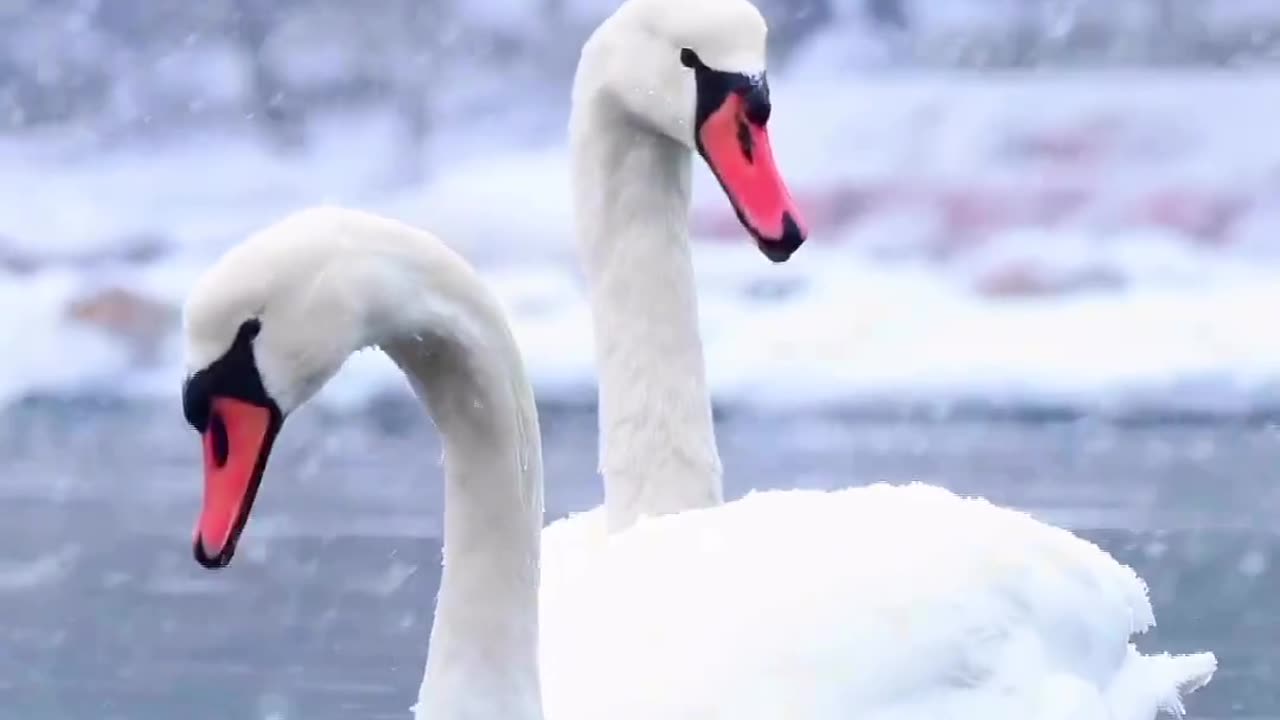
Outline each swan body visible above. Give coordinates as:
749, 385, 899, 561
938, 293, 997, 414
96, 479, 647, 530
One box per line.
539, 485, 1215, 720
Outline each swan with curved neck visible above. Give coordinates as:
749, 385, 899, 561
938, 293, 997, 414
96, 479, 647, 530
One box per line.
570, 0, 806, 531
181, 207, 545, 718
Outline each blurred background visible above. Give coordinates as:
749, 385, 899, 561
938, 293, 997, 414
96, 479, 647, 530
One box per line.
1, 0, 1278, 718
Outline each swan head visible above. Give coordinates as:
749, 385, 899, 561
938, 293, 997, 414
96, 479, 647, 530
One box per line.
578, 0, 806, 261
180, 215, 364, 569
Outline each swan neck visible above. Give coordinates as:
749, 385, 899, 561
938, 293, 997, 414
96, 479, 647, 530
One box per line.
571, 96, 724, 533
365, 256, 544, 720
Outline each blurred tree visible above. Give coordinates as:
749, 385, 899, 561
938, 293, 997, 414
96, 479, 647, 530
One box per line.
5, 0, 1280, 141
865, 0, 908, 31
1009, 0, 1047, 66
753, 0, 833, 61
229, 0, 306, 150
0, 0, 111, 128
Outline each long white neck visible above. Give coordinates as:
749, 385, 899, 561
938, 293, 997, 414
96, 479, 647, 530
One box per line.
349, 241, 545, 720
570, 91, 724, 533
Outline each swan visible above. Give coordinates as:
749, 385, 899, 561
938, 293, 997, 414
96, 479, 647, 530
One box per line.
182, 207, 546, 717
179, 207, 1213, 720
541, 0, 1217, 717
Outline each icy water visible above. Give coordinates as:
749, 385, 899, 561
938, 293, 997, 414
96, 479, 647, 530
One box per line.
0, 397, 1276, 720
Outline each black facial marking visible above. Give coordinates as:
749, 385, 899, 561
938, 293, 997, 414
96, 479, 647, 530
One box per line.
681, 48, 771, 137
744, 82, 770, 125
182, 318, 279, 431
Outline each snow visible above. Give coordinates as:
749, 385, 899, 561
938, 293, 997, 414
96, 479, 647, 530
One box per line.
3, 69, 1280, 417
315, 241, 1280, 416
702, 246, 1280, 414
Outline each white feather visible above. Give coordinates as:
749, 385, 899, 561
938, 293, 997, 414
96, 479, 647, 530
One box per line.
539, 483, 1215, 720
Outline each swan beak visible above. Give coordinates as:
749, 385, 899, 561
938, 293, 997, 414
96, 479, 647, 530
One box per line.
192, 396, 281, 569
696, 88, 807, 263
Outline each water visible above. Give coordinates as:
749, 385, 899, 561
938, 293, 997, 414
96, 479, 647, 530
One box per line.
0, 397, 1275, 719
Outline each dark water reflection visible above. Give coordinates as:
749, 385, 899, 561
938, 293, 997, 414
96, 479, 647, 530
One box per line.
0, 398, 1276, 719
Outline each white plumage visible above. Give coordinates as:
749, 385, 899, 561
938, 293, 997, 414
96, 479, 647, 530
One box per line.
178, 0, 1220, 712
540, 483, 1215, 719
183, 206, 1214, 720
552, 0, 1214, 713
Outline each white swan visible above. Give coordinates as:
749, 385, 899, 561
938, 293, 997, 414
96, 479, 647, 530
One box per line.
181, 207, 546, 717
180, 206, 1214, 720
541, 0, 1217, 717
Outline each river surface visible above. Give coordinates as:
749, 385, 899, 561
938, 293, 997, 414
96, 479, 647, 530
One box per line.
0, 397, 1276, 719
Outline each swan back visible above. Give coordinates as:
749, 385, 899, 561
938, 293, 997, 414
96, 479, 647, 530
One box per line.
539, 483, 1215, 720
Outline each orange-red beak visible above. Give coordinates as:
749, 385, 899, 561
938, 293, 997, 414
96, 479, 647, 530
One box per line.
193, 395, 280, 568
695, 85, 807, 262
